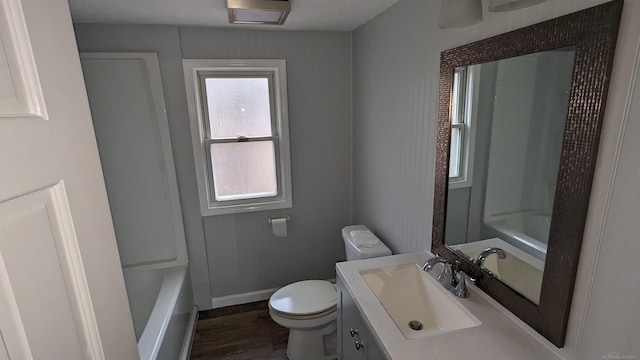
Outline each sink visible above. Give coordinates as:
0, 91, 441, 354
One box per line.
360, 263, 481, 340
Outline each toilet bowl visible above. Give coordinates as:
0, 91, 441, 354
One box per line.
268, 225, 391, 360
269, 280, 338, 360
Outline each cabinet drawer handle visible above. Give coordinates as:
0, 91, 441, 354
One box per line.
349, 328, 359, 337
354, 340, 366, 351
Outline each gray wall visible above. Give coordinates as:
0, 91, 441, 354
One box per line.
74, 24, 353, 307
179, 28, 353, 298
352, 0, 640, 358
352, 0, 439, 253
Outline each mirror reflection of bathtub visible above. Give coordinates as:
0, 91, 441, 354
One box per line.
450, 238, 544, 304
483, 211, 549, 261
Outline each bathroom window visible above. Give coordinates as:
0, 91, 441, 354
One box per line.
449, 66, 477, 189
183, 59, 292, 216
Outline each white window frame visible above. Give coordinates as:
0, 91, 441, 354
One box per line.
449, 65, 478, 189
183, 59, 292, 216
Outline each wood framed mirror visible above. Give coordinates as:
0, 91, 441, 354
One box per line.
432, 0, 623, 347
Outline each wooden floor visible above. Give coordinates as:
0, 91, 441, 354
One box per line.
190, 301, 289, 360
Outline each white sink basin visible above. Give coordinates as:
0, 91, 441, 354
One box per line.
360, 263, 481, 340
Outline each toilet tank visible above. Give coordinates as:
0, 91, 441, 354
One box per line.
342, 225, 392, 260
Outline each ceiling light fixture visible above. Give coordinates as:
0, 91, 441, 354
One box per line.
439, 0, 483, 29
488, 0, 546, 12
227, 0, 291, 25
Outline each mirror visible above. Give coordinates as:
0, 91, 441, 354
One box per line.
432, 0, 622, 347
445, 47, 576, 305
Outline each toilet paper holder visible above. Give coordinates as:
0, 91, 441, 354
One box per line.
268, 215, 290, 224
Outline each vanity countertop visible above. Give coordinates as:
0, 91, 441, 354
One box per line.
336, 251, 562, 360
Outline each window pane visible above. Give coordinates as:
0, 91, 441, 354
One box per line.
451, 71, 462, 124
205, 77, 273, 138
449, 127, 461, 178
210, 141, 277, 201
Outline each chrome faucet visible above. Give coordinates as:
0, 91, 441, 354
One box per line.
422, 257, 470, 298
422, 256, 453, 289
474, 247, 507, 267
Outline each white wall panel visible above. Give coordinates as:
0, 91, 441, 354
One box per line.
81, 52, 188, 270
353, 0, 640, 357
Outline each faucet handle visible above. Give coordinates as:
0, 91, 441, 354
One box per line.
422, 256, 454, 289
453, 260, 462, 273
451, 271, 470, 298
436, 264, 453, 289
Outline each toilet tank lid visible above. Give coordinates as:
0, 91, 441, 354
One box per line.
342, 224, 369, 241
342, 225, 392, 258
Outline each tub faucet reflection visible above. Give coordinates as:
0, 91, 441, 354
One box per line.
474, 247, 507, 267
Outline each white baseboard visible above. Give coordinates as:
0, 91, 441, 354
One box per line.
211, 287, 280, 308
179, 306, 199, 360
212, 279, 337, 309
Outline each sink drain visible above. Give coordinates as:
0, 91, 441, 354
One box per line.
408, 320, 423, 331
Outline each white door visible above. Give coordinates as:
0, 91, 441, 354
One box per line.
0, 0, 139, 359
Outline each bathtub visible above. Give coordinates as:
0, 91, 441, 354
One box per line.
123, 265, 195, 360
449, 238, 545, 303
484, 211, 549, 260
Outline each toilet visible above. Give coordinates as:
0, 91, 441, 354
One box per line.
268, 225, 392, 360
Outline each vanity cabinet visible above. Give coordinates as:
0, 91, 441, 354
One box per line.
337, 277, 386, 360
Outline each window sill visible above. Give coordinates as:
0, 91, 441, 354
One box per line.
201, 198, 292, 216
448, 179, 472, 190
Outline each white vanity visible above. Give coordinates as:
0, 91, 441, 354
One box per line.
336, 252, 561, 360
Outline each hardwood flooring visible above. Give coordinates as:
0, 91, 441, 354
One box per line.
190, 301, 289, 360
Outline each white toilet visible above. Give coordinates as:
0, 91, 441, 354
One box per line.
268, 225, 392, 360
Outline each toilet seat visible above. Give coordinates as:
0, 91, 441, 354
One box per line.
270, 304, 336, 320
269, 280, 337, 318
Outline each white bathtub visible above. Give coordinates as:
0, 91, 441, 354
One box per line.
449, 238, 545, 303
484, 212, 549, 260
123, 265, 193, 360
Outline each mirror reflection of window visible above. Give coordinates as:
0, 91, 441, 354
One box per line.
449, 66, 478, 188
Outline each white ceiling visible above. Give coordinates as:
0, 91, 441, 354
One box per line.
68, 0, 400, 31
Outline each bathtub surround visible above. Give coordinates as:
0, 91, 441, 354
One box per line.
74, 24, 353, 309
74, 25, 213, 310
81, 52, 189, 269
80, 51, 196, 358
